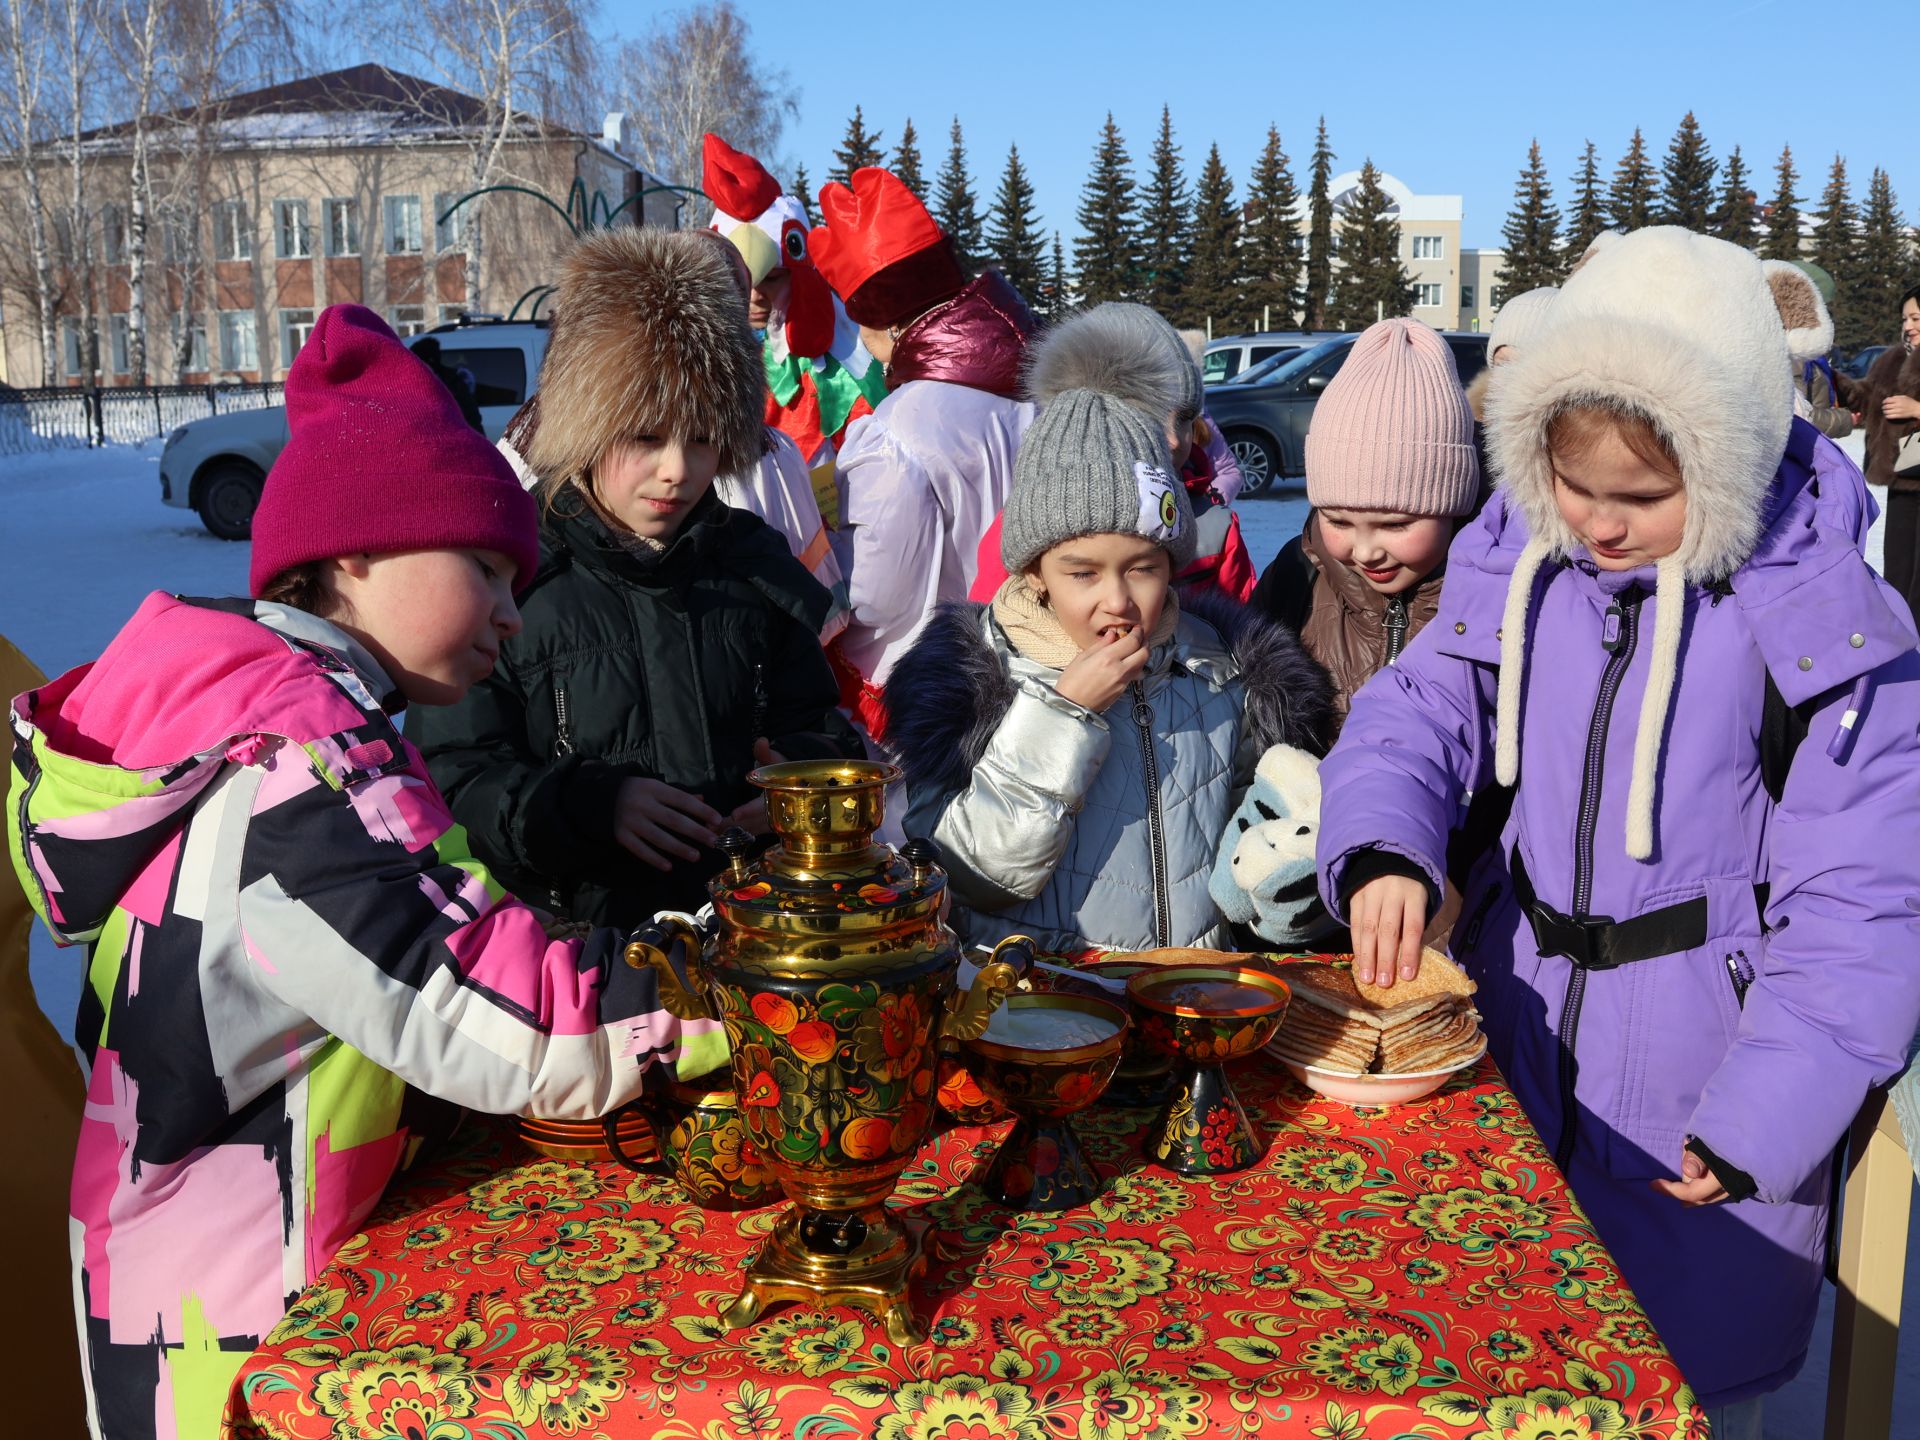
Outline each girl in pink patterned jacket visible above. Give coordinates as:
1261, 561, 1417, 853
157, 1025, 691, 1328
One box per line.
7, 304, 725, 1440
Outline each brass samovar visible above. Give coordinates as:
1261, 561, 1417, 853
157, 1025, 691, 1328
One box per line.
630, 759, 1032, 1343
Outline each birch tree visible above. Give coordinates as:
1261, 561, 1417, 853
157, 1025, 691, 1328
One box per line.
0, 0, 59, 382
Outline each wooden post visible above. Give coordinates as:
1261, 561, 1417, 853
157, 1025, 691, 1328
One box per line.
1825, 1088, 1911, 1440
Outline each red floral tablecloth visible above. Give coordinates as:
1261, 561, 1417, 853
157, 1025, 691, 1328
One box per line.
228, 1061, 1704, 1440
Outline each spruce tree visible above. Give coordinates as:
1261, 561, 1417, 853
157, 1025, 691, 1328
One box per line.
1712, 145, 1757, 249
1658, 111, 1716, 231
1072, 113, 1140, 305
1139, 105, 1191, 319
1498, 139, 1563, 303
791, 164, 817, 227
1329, 160, 1414, 330
1847, 168, 1909, 353
1809, 155, 1858, 312
1608, 127, 1656, 231
1185, 142, 1241, 332
829, 106, 886, 187
1760, 145, 1802, 260
1563, 140, 1608, 268
1302, 117, 1336, 329
893, 119, 925, 197
1243, 124, 1302, 331
985, 143, 1047, 307
1051, 232, 1070, 318
934, 118, 985, 274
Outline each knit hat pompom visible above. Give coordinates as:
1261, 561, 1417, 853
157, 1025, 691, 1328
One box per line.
248, 303, 538, 597
1023, 302, 1196, 427
1304, 318, 1479, 517
1000, 388, 1197, 574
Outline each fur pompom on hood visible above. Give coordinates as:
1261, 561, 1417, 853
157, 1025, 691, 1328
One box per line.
526, 227, 768, 491
885, 592, 1334, 801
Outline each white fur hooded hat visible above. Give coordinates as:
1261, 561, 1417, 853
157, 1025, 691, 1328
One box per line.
1484, 225, 1794, 860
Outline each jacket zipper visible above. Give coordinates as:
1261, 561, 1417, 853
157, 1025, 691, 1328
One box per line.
1384, 594, 1410, 664
1724, 950, 1753, 1009
552, 683, 575, 756
751, 664, 770, 738
1554, 587, 1642, 1172
1130, 681, 1172, 948
1458, 879, 1503, 955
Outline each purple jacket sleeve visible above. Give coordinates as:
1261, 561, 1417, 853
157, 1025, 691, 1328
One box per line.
1688, 652, 1920, 1202
1315, 633, 1498, 920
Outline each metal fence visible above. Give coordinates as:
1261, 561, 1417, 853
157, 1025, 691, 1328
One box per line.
0, 381, 283, 456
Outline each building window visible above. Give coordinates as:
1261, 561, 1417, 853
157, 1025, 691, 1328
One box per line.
160, 205, 191, 263
1415, 283, 1445, 309
389, 304, 426, 337
279, 308, 316, 367
275, 200, 312, 259
218, 309, 258, 371
324, 198, 360, 257
433, 192, 466, 251
1460, 285, 1475, 311
213, 200, 252, 261
110, 314, 130, 374
1411, 234, 1445, 261
102, 205, 127, 264
61, 317, 84, 378
384, 195, 423, 255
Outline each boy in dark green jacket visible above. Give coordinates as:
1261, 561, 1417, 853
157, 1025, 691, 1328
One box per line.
414, 226, 860, 931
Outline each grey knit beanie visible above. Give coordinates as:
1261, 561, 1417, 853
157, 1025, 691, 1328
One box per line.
1001, 387, 1198, 573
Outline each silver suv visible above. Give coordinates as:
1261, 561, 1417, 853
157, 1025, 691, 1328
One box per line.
159, 316, 549, 539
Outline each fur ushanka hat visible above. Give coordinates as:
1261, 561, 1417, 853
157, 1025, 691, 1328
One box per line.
526, 226, 767, 493
1484, 225, 1794, 860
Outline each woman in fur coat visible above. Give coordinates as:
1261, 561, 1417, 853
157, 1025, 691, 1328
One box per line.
886, 386, 1332, 956
414, 228, 862, 932
1837, 284, 1920, 618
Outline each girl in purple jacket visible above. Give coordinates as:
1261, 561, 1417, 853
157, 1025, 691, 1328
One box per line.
1317, 227, 1920, 1422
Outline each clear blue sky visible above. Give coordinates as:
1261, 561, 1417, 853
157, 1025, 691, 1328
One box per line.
606, 0, 1916, 252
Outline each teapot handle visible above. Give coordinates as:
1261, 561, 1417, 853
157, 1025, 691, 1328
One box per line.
624, 912, 717, 1022
942, 934, 1038, 1045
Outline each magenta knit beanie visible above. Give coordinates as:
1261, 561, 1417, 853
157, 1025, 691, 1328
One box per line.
248, 304, 539, 597
1304, 318, 1479, 517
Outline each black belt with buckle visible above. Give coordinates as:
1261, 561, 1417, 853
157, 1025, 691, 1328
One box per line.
1511, 851, 1732, 970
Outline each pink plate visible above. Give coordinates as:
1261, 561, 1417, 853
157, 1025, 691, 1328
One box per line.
1274, 1037, 1487, 1108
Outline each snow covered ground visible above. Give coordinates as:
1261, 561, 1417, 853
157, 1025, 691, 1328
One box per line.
1, 437, 1911, 1433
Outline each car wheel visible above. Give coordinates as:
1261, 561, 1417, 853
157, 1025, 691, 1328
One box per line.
1227, 431, 1279, 496
195, 460, 264, 541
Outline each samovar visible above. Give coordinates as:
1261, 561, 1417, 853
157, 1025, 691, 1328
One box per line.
629, 759, 1032, 1344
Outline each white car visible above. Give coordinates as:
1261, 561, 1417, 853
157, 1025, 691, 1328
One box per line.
160, 317, 549, 539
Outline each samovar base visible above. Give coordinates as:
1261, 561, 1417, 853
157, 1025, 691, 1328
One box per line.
720, 1206, 929, 1345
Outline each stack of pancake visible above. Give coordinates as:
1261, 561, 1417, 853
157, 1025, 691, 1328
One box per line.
1267, 950, 1483, 1076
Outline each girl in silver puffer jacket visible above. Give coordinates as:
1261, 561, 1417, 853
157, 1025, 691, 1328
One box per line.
884, 387, 1332, 955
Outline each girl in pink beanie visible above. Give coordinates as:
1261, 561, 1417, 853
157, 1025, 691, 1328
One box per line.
8, 303, 726, 1440
1250, 318, 1482, 724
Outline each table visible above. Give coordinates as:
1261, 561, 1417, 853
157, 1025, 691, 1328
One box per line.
228, 1061, 1703, 1439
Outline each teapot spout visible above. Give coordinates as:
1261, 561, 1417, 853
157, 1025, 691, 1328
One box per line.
624, 912, 718, 1022
942, 934, 1039, 1045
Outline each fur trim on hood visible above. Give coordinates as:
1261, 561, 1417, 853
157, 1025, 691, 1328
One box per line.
884, 592, 1334, 800
1486, 228, 1795, 860
1486, 225, 1791, 587
1761, 259, 1836, 364
526, 227, 768, 489
1464, 367, 1491, 424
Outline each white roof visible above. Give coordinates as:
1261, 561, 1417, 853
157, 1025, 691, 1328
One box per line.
1315, 169, 1462, 225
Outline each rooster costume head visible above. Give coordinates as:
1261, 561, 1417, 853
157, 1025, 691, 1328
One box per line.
703, 132, 835, 360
